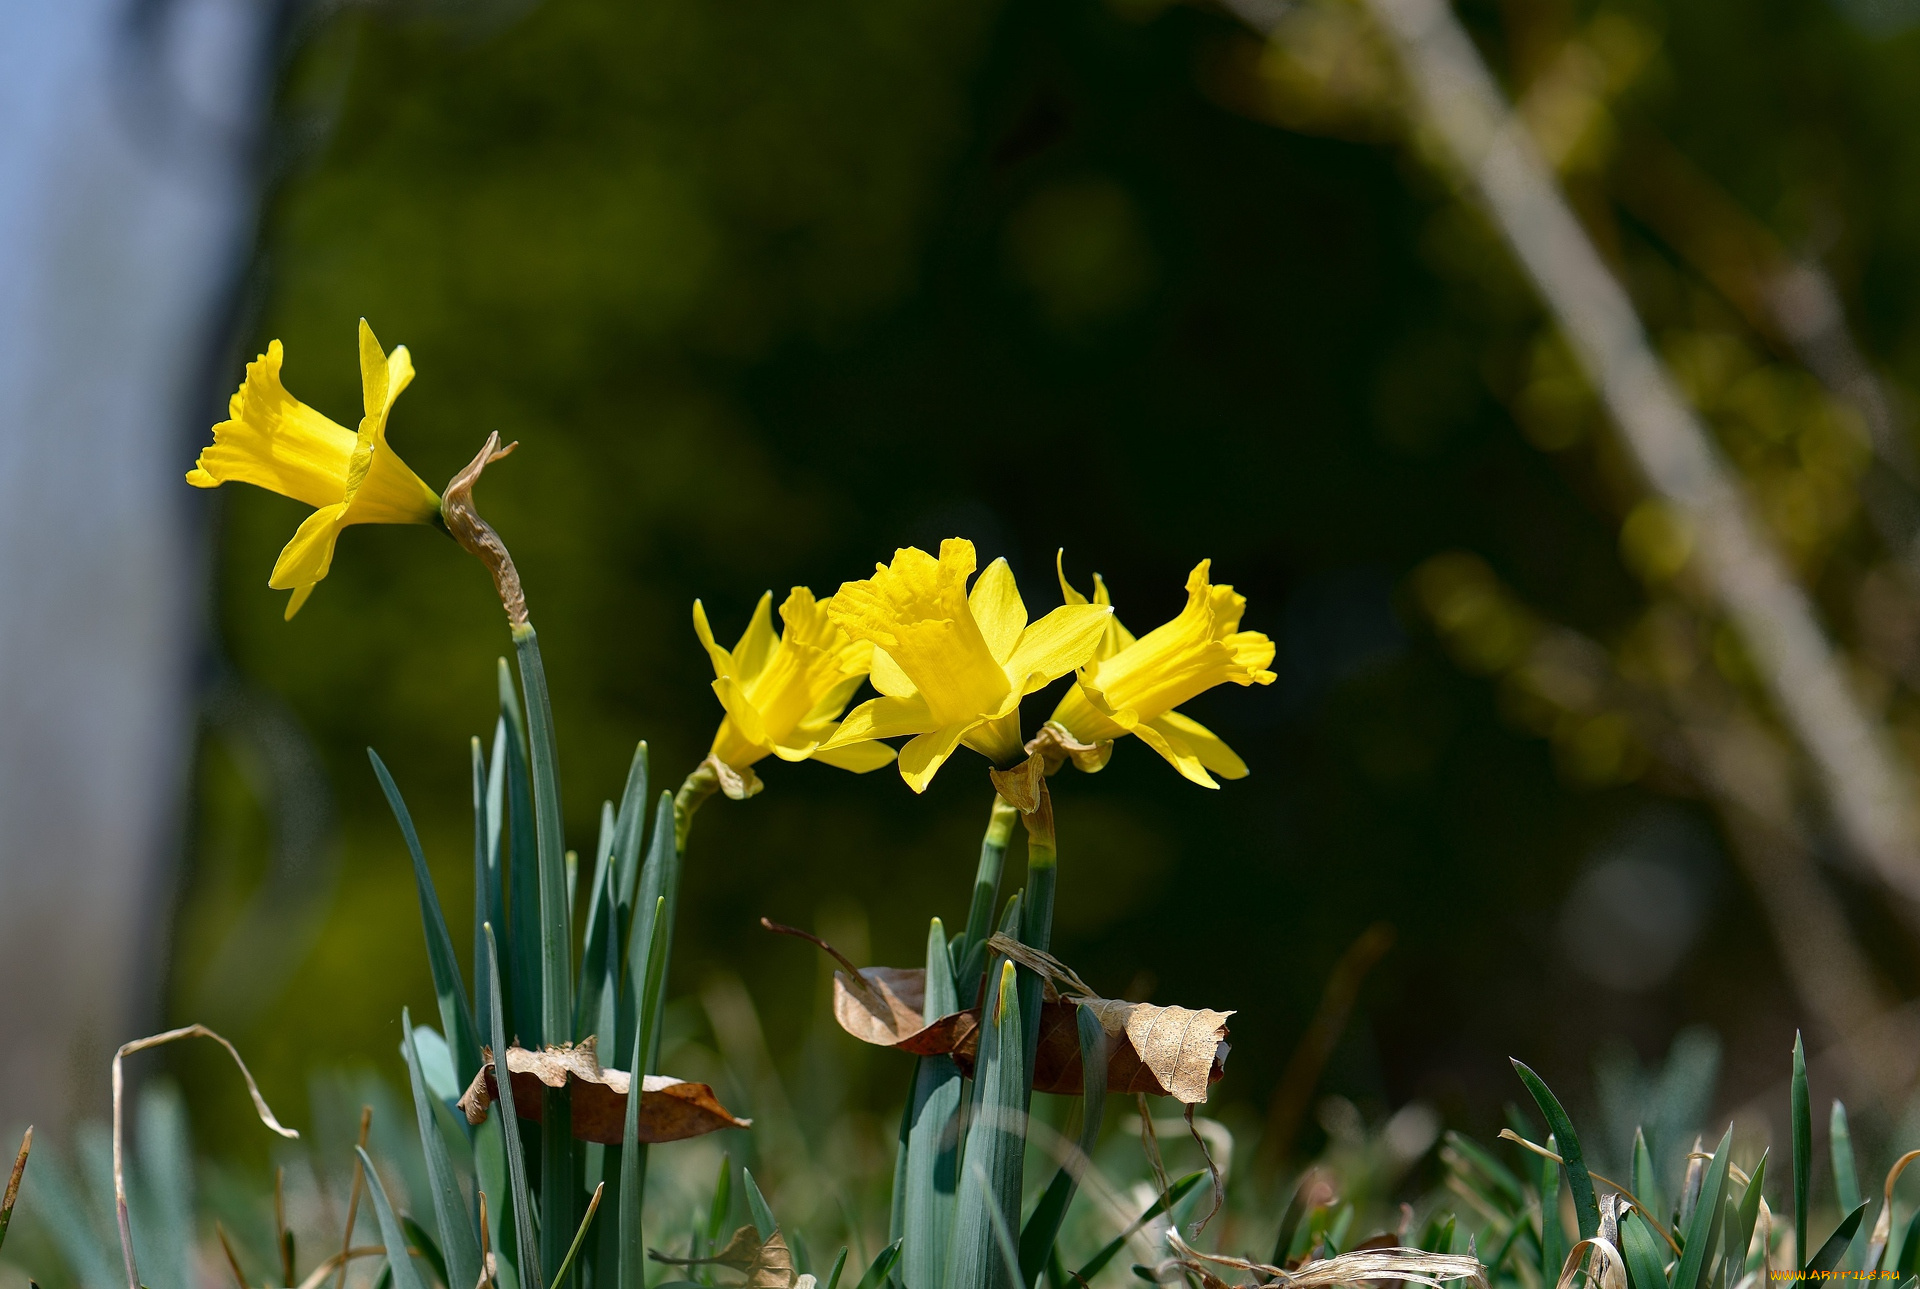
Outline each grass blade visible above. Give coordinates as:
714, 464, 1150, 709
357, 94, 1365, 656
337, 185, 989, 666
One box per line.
902, 918, 964, 1289
1809, 1204, 1872, 1276
853, 1241, 904, 1289
1018, 1003, 1108, 1285
371, 750, 483, 1084
1619, 1210, 1669, 1289
1897, 1209, 1920, 1279
1727, 1150, 1767, 1280
826, 1247, 850, 1289
954, 798, 1017, 992
619, 897, 670, 1289
1833, 1101, 1862, 1271
403, 1009, 481, 1289
576, 802, 618, 1039
744, 1168, 778, 1238
551, 1183, 606, 1289
1672, 1124, 1733, 1289
1077, 1173, 1205, 1285
487, 923, 543, 1289
1539, 1133, 1564, 1283
500, 660, 543, 1049
1512, 1059, 1599, 1241
476, 733, 508, 1047
1445, 1130, 1524, 1209
610, 743, 650, 912
947, 961, 1028, 1289
1794, 1032, 1811, 1272
625, 793, 678, 1065
1632, 1129, 1666, 1237
356, 1147, 429, 1289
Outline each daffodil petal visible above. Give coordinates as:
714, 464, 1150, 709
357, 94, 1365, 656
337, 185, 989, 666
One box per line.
269, 501, 350, 591
283, 582, 317, 621
733, 591, 778, 684
1056, 549, 1089, 605
712, 677, 771, 750
188, 341, 356, 508
1006, 603, 1114, 693
1153, 710, 1249, 779
810, 740, 898, 773
820, 693, 936, 748
898, 722, 973, 793
961, 711, 1024, 765
869, 647, 916, 698
692, 601, 737, 679
1131, 718, 1220, 789
968, 557, 1028, 663
358, 319, 414, 423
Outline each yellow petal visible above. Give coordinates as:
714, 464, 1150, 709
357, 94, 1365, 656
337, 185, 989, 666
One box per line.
732, 592, 778, 685
711, 677, 771, 750
1153, 710, 1249, 779
820, 693, 936, 748
1047, 678, 1128, 745
968, 557, 1027, 663
961, 710, 1025, 765
710, 717, 771, 774
810, 740, 898, 773
338, 326, 438, 526
187, 341, 356, 508
1055, 551, 1133, 658
283, 583, 317, 620
869, 647, 916, 697
1004, 603, 1113, 694
692, 600, 736, 679
1132, 718, 1220, 789
358, 318, 414, 423
898, 722, 974, 793
268, 502, 350, 590
829, 539, 1009, 725
1056, 549, 1088, 605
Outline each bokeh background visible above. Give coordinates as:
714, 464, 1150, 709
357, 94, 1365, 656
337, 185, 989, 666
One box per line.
9, 0, 1920, 1253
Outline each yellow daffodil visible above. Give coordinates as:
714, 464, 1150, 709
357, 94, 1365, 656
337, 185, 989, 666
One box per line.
693, 587, 897, 791
1047, 554, 1276, 788
820, 539, 1112, 793
187, 319, 441, 619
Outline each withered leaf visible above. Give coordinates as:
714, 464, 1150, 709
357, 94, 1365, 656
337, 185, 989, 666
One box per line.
829, 967, 980, 1055
651, 1227, 795, 1289
459, 1040, 751, 1144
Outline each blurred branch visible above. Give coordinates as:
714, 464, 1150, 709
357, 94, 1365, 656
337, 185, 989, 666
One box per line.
1336, 0, 1920, 910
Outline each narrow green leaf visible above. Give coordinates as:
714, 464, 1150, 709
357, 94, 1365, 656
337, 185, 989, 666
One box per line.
947, 961, 1028, 1289
401, 1217, 450, 1289
900, 917, 964, 1289
610, 743, 651, 913
744, 1168, 778, 1238
486, 924, 543, 1289
1833, 1101, 1862, 1271
619, 898, 670, 1289
1727, 1151, 1767, 1281
576, 801, 619, 1039
625, 793, 678, 1066
1018, 832, 1057, 1090
1809, 1204, 1872, 1276
1898, 1209, 1920, 1280
954, 798, 1017, 990
1445, 1130, 1524, 1208
1512, 1059, 1599, 1241
1632, 1129, 1666, 1243
1540, 1134, 1565, 1283
403, 1009, 482, 1289
357, 1147, 429, 1289
1793, 1032, 1811, 1273
371, 750, 483, 1084
1672, 1124, 1734, 1289
476, 734, 506, 1051
826, 1247, 850, 1289
499, 660, 542, 1049
706, 1153, 732, 1245
1486, 1212, 1531, 1278
853, 1241, 904, 1289
550, 1184, 606, 1289
1620, 1210, 1670, 1289
1270, 1170, 1323, 1265
1017, 1004, 1108, 1285
1423, 1215, 1456, 1256
1075, 1173, 1205, 1286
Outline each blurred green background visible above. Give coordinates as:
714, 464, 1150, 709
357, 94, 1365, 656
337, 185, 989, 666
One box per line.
172, 0, 1920, 1177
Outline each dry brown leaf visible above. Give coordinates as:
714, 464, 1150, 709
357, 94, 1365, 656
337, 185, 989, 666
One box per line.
458, 1040, 751, 1145
1165, 1229, 1487, 1289
829, 967, 982, 1055
651, 1227, 795, 1289
1867, 1149, 1920, 1271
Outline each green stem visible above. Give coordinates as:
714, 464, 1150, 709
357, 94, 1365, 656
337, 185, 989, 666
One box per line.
673, 759, 722, 851
512, 622, 574, 1285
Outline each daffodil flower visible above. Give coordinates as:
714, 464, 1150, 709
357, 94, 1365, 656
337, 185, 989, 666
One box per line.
820, 539, 1112, 793
692, 587, 897, 793
187, 320, 442, 619
1047, 555, 1275, 788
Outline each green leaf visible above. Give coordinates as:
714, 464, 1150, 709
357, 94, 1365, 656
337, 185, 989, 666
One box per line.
1017, 831, 1057, 1091
403, 1009, 482, 1289
357, 1146, 430, 1289
1672, 1124, 1734, 1289
900, 918, 964, 1289
1513, 1059, 1599, 1241
1075, 1173, 1205, 1286
953, 799, 1017, 991
1793, 1032, 1811, 1272
1018, 1003, 1108, 1286
706, 1153, 733, 1246
1619, 1210, 1670, 1289
1833, 1101, 1862, 1271
1445, 1130, 1524, 1209
1632, 1129, 1666, 1239
947, 961, 1028, 1289
826, 1247, 849, 1289
619, 898, 671, 1289
1423, 1215, 1456, 1256
1809, 1204, 1872, 1277
1727, 1151, 1767, 1281
625, 793, 678, 1067
402, 1216, 450, 1289
499, 660, 543, 1050
1539, 1134, 1565, 1283
551, 1183, 607, 1289
576, 801, 619, 1039
1897, 1209, 1920, 1279
744, 1168, 778, 1239
609, 743, 651, 914
371, 750, 483, 1085
475, 734, 507, 1069
486, 923, 543, 1289
853, 1241, 904, 1289
1271, 1170, 1324, 1265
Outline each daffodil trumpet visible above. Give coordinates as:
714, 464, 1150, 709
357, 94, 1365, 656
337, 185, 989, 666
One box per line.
186, 319, 444, 619
1047, 554, 1276, 788
819, 539, 1113, 793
